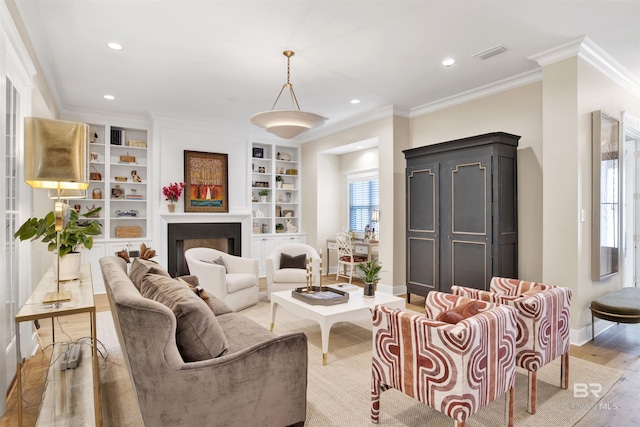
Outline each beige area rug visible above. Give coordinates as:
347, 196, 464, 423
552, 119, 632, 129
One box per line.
97, 301, 622, 426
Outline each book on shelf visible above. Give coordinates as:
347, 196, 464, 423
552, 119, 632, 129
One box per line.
111, 128, 125, 145
126, 195, 144, 200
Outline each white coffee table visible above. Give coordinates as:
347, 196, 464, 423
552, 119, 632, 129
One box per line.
270, 287, 405, 365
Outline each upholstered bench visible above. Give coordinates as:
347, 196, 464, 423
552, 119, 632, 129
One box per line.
590, 287, 640, 340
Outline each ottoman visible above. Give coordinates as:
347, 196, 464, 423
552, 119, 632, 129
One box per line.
590, 287, 640, 340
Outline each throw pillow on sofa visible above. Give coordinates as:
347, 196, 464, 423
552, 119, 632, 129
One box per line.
141, 273, 229, 361
280, 253, 307, 269
129, 258, 170, 290
177, 276, 234, 316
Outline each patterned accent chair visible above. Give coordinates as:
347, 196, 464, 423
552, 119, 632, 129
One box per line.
371, 292, 518, 427
452, 277, 572, 414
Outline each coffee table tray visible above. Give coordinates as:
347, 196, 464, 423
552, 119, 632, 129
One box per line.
292, 286, 349, 305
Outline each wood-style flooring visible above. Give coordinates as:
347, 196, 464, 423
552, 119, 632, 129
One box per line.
2, 276, 639, 426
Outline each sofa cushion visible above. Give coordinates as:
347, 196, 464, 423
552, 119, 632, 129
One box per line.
177, 277, 235, 316
216, 312, 275, 354
273, 268, 307, 283
141, 273, 228, 361
280, 253, 307, 269
226, 273, 258, 293
129, 258, 170, 290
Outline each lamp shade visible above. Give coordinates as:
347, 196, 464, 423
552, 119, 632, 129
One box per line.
371, 209, 380, 222
24, 117, 90, 190
250, 110, 325, 139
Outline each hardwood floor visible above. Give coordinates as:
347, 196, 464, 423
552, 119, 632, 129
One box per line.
2, 278, 639, 426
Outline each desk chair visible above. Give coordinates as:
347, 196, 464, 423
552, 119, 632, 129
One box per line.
336, 232, 368, 284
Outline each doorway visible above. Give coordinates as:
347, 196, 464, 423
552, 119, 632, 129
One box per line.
622, 112, 640, 288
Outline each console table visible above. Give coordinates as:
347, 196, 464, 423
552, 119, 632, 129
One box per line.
325, 238, 379, 275
15, 264, 101, 426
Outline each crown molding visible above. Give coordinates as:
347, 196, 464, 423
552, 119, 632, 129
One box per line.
529, 36, 639, 97
410, 69, 542, 118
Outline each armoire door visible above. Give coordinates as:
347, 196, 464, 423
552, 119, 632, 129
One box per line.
440, 155, 492, 292
406, 163, 439, 296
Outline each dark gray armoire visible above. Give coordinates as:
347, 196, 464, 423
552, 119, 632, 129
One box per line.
403, 132, 519, 301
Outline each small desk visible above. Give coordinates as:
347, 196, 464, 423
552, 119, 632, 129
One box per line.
325, 238, 379, 275
15, 264, 101, 426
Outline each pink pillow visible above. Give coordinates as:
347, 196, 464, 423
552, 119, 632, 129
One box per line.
436, 300, 479, 324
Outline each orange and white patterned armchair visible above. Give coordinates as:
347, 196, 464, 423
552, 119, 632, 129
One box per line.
371, 292, 518, 427
452, 277, 572, 414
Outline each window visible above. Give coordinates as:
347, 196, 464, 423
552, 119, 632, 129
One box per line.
5, 78, 19, 347
348, 171, 379, 232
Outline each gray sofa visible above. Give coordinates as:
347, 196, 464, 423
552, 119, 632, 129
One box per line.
99, 256, 307, 427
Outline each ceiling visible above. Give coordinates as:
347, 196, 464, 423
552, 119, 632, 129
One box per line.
13, 1, 640, 141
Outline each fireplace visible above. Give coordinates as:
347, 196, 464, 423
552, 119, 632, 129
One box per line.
168, 222, 242, 277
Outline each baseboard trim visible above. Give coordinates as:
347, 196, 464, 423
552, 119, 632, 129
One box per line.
571, 318, 616, 346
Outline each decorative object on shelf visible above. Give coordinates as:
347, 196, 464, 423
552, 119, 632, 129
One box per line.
253, 147, 264, 158
131, 170, 142, 182
286, 192, 292, 202
92, 188, 102, 199
275, 223, 285, 233
162, 181, 186, 213
250, 50, 325, 139
258, 189, 269, 203
276, 175, 284, 188
120, 154, 136, 163
111, 128, 125, 145
184, 150, 229, 213
282, 183, 295, 190
286, 219, 297, 233
285, 168, 298, 175
111, 185, 125, 199
116, 226, 142, 238
276, 205, 282, 217
277, 151, 292, 161
258, 166, 266, 173
252, 193, 258, 202
253, 181, 269, 188
128, 139, 147, 148
262, 223, 269, 233
23, 117, 92, 303
90, 164, 101, 181
73, 204, 81, 214
116, 209, 139, 217
278, 194, 285, 202
90, 152, 99, 162
115, 176, 128, 182
276, 167, 286, 174
255, 210, 265, 218
283, 209, 294, 217
90, 132, 98, 143
357, 258, 382, 298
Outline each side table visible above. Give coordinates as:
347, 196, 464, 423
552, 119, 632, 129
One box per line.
15, 263, 101, 426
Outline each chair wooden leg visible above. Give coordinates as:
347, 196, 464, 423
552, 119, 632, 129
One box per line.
561, 350, 570, 389
371, 378, 381, 423
454, 422, 466, 427
505, 386, 514, 427
527, 370, 537, 414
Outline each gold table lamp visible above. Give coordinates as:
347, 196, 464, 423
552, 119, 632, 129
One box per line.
24, 117, 89, 304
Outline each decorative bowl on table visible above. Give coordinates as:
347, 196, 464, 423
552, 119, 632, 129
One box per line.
116, 209, 139, 217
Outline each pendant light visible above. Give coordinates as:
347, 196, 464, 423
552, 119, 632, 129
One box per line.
250, 50, 325, 139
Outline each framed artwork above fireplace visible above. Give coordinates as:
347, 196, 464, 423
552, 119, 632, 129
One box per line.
184, 150, 229, 212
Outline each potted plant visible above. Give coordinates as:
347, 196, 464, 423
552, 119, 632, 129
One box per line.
259, 189, 270, 203
163, 182, 185, 213
14, 206, 103, 280
357, 258, 382, 297
275, 223, 285, 233
275, 175, 284, 188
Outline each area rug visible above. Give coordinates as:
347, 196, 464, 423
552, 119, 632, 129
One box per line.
97, 301, 622, 426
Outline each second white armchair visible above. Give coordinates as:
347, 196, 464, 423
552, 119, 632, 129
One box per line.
266, 243, 321, 299
185, 247, 259, 311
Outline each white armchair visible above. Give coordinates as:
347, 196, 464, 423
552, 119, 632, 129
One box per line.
266, 243, 321, 299
184, 247, 259, 311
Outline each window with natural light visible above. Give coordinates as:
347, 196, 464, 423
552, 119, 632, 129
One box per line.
348, 171, 379, 232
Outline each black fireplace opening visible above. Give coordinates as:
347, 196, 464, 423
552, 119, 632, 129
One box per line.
168, 222, 242, 277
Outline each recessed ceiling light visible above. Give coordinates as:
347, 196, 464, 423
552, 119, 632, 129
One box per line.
350, 99, 360, 104
442, 58, 455, 67
104, 94, 115, 100
107, 42, 123, 51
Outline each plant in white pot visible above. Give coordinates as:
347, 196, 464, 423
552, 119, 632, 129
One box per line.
357, 258, 382, 297
14, 206, 102, 280
259, 189, 270, 203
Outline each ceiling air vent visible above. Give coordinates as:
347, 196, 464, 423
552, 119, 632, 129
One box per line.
472, 44, 507, 60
